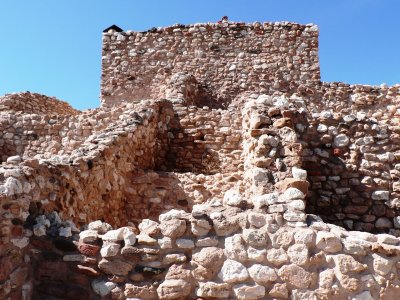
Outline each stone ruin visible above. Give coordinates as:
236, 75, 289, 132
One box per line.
1, 19, 400, 300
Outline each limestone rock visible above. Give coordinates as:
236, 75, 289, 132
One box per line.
88, 220, 112, 234
327, 254, 367, 274
138, 219, 160, 236
223, 189, 243, 206
100, 243, 120, 257
316, 231, 342, 253
287, 244, 309, 266
334, 134, 350, 147
294, 228, 316, 246
248, 212, 267, 228
176, 238, 195, 249
79, 230, 98, 243
242, 229, 268, 247
233, 284, 265, 300
269, 283, 289, 299
252, 192, 278, 208
159, 219, 186, 238
247, 246, 267, 262
158, 237, 173, 249
101, 227, 136, 246
281, 186, 306, 200
353, 291, 374, 300
267, 248, 289, 266
372, 190, 390, 201
224, 234, 248, 262
191, 218, 211, 236
272, 228, 294, 248
211, 212, 240, 236
372, 253, 394, 276
319, 269, 335, 289
248, 264, 277, 284
124, 283, 157, 299
218, 259, 249, 283
278, 264, 312, 289
192, 247, 225, 278
196, 282, 231, 298
157, 279, 191, 300
292, 167, 308, 180
98, 258, 132, 276
92, 280, 116, 297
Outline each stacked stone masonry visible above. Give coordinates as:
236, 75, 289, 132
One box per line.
0, 19, 400, 299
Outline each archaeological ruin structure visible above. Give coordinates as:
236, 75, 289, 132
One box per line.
1, 20, 400, 299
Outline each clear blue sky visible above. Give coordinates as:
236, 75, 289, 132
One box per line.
1, 0, 399, 110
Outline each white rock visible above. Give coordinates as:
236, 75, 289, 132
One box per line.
223, 189, 243, 206
267, 248, 289, 266
6, 155, 22, 164
283, 188, 305, 200
288, 200, 305, 211
283, 211, 306, 222
100, 243, 120, 257
317, 124, 328, 133
176, 238, 195, 249
292, 167, 307, 180
233, 284, 265, 300
377, 234, 399, 245
256, 94, 273, 105
102, 227, 136, 246
79, 230, 98, 243
247, 247, 267, 262
248, 212, 266, 228
163, 253, 187, 264
138, 219, 159, 236
252, 168, 270, 185
196, 236, 219, 247
158, 237, 173, 249
316, 231, 342, 253
3, 177, 23, 196
253, 192, 278, 208
196, 282, 230, 298
59, 226, 72, 238
371, 190, 389, 201
248, 264, 277, 284
159, 209, 189, 221
218, 259, 249, 283
333, 134, 350, 147
191, 219, 211, 236
91, 280, 116, 297
225, 234, 247, 262
294, 229, 315, 246
287, 244, 309, 266
372, 253, 394, 276
89, 220, 112, 234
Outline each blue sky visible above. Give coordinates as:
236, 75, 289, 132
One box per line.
0, 0, 399, 110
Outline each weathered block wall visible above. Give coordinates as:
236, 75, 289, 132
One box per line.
159, 104, 243, 174
0, 92, 79, 115
0, 98, 141, 162
101, 21, 320, 107
291, 83, 400, 234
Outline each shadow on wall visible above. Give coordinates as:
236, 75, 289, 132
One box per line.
155, 105, 222, 175
298, 113, 399, 234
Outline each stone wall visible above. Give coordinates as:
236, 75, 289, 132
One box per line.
101, 21, 320, 107
0, 92, 78, 115
1, 18, 400, 300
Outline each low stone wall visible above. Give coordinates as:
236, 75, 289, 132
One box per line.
0, 92, 78, 115
0, 99, 156, 162
27, 206, 400, 300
